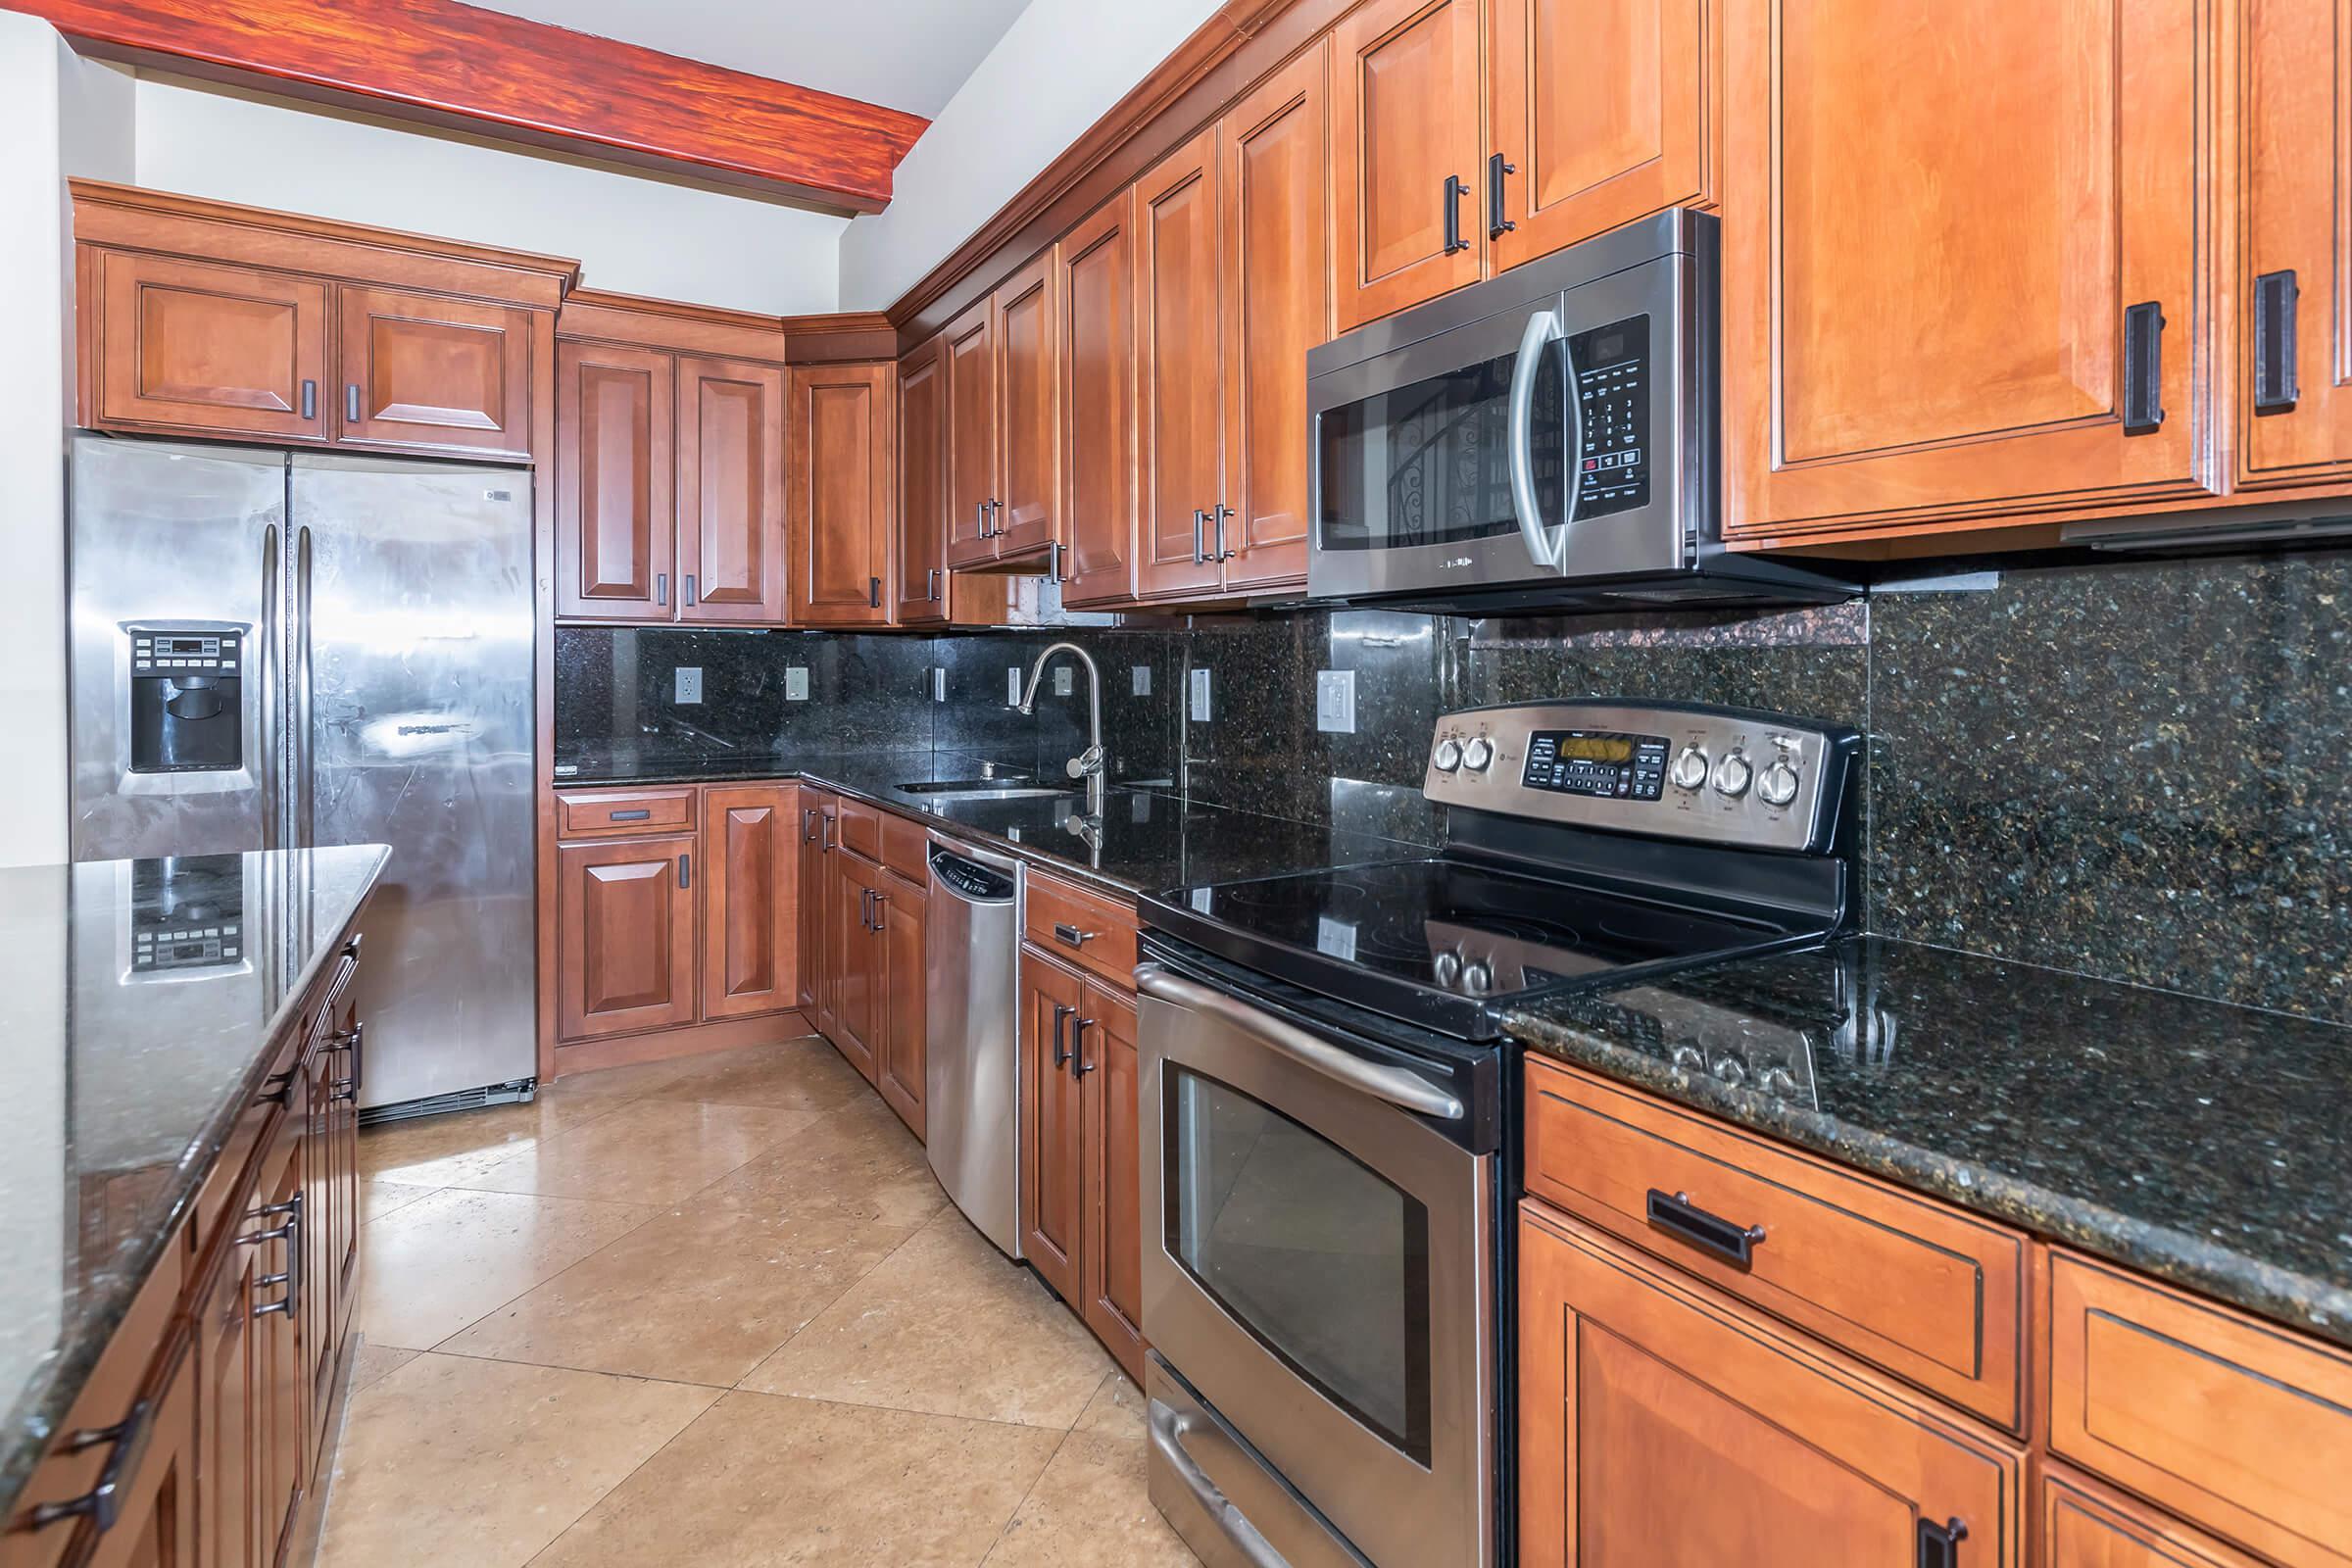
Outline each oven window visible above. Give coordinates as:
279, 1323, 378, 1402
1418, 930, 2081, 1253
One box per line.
1316, 339, 1564, 553
1163, 1066, 1433, 1465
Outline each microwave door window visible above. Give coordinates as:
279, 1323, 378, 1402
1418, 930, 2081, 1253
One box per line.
1317, 343, 1565, 553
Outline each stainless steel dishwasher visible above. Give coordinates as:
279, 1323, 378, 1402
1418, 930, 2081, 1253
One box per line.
924, 836, 1025, 1258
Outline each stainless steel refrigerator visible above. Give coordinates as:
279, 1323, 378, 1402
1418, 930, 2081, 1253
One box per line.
68, 434, 537, 1115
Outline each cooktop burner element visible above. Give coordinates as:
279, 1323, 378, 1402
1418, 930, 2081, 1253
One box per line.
1144, 701, 1863, 1040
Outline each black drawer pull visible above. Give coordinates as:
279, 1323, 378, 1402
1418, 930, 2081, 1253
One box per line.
609, 808, 652, 821
300, 379, 318, 420
345, 383, 363, 423
2256, 269, 2300, 412
2123, 300, 2166, 432
1916, 1516, 1968, 1568
25, 1396, 154, 1533
1053, 922, 1096, 948
1052, 1004, 1073, 1068
1070, 1016, 1097, 1078
1644, 1189, 1765, 1270
677, 852, 690, 891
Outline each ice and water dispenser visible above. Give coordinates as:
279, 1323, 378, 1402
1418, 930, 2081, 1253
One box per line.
127, 624, 244, 773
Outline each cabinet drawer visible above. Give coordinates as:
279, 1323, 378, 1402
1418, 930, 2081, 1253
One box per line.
835, 798, 882, 861
1523, 1056, 2027, 1429
2040, 1462, 2267, 1568
1024, 871, 1138, 991
2047, 1250, 2352, 1568
883, 811, 931, 883
557, 787, 696, 839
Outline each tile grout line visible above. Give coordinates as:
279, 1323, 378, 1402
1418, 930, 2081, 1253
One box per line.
728, 1200, 947, 1394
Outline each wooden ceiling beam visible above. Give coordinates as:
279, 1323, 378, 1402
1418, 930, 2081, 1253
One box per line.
10, 0, 930, 213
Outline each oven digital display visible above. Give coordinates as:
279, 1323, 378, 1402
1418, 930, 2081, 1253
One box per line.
1523, 730, 1669, 801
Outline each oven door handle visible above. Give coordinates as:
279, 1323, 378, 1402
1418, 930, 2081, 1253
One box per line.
1136, 964, 1466, 1123
1147, 1400, 1290, 1568
1508, 304, 1572, 572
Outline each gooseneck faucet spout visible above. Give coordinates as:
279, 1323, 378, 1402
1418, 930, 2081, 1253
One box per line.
1014, 641, 1106, 818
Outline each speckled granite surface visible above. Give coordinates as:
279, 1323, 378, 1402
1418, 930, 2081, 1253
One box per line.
1504, 935, 2352, 1348
0, 846, 387, 1518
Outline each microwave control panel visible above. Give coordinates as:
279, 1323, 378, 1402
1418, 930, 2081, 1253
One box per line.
1567, 314, 1649, 520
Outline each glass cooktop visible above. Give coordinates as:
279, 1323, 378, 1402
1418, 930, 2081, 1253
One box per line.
1145, 857, 1799, 1040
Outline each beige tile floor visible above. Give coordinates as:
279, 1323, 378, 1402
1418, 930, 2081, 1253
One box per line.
318, 1038, 1199, 1568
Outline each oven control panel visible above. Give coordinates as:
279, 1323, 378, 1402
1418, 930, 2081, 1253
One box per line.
1423, 701, 1860, 854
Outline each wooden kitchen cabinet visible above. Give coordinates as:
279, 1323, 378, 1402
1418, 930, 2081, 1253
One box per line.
1077, 981, 1146, 1384
2041, 1464, 2269, 1568
827, 847, 884, 1084
1136, 128, 1230, 602
1058, 191, 1142, 607
1487, 0, 1712, 273
700, 784, 799, 1021
1020, 950, 1090, 1305
797, 793, 837, 1033
1719, 0, 2211, 545
301, 955, 363, 1462
335, 285, 535, 459
944, 298, 999, 567
787, 362, 896, 627
676, 357, 788, 623
874, 866, 928, 1139
90, 250, 331, 444
993, 251, 1062, 561
1518, 1205, 2022, 1568
554, 341, 675, 619
554, 835, 699, 1042
1330, 0, 1485, 331
894, 335, 953, 619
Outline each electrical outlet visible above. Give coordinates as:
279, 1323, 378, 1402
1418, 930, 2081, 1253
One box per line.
1190, 667, 1212, 722
931, 668, 947, 702
785, 666, 809, 702
1315, 669, 1357, 734
674, 666, 703, 705
1054, 665, 1073, 697
1132, 665, 1152, 697
1007, 666, 1023, 706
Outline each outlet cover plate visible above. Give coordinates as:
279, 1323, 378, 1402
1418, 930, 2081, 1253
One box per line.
674, 666, 703, 704
1190, 667, 1212, 722
785, 666, 809, 702
1007, 667, 1023, 706
931, 667, 948, 702
1132, 665, 1152, 697
1315, 669, 1356, 733
1054, 665, 1073, 697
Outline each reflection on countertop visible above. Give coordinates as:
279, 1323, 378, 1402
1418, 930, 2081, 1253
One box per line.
1503, 935, 2352, 1349
0, 845, 387, 1515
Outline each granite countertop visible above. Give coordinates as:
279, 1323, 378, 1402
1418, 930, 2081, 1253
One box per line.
1503, 935, 2352, 1348
555, 744, 1420, 898
0, 845, 389, 1515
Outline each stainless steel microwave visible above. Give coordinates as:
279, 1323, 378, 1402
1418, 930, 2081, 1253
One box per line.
1306, 210, 1851, 612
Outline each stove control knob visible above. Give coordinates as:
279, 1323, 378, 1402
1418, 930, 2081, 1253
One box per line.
1669, 745, 1710, 793
1434, 738, 1464, 773
1758, 759, 1801, 808
1712, 750, 1753, 799
1462, 736, 1494, 772
1711, 1054, 1748, 1089
1433, 951, 1461, 986
1760, 1065, 1799, 1099
1460, 959, 1493, 996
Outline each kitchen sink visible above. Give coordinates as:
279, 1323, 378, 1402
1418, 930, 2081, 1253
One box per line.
897, 778, 1079, 801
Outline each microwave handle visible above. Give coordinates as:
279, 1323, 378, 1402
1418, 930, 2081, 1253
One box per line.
1508, 305, 1575, 571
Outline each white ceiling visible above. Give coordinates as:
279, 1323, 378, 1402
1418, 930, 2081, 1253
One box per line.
462, 0, 1033, 119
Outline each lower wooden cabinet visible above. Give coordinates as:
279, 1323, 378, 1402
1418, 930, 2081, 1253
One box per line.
1517, 1204, 2022, 1568
700, 784, 799, 1020
798, 793, 836, 1033
554, 835, 698, 1041
2041, 1464, 2267, 1568
827, 848, 884, 1084
85, 1343, 196, 1568
1020, 951, 1090, 1305
874, 866, 928, 1139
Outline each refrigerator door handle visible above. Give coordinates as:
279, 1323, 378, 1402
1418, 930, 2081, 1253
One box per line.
259, 521, 282, 850
294, 524, 316, 848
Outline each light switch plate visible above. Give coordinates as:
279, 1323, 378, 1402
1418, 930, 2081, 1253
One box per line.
674, 666, 703, 704
931, 668, 947, 702
1007, 667, 1023, 706
1054, 665, 1073, 697
785, 666, 809, 702
1190, 667, 1212, 722
1132, 665, 1152, 697
1315, 669, 1356, 733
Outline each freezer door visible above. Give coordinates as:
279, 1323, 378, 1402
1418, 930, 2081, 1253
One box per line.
70, 436, 285, 861
292, 453, 537, 1108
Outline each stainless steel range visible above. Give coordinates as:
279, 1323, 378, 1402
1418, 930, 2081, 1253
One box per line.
1136, 700, 1863, 1568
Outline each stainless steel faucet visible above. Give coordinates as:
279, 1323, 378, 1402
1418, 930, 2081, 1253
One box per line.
1014, 641, 1106, 817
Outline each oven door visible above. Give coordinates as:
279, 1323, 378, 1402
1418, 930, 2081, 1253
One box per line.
1136, 963, 1493, 1568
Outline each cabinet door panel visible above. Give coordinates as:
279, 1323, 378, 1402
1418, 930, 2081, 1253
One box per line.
876, 869, 927, 1140
1079, 982, 1145, 1383
1517, 1206, 2022, 1568
2237, 0, 2352, 490
995, 253, 1062, 560
1220, 42, 1329, 593
702, 784, 796, 1020
895, 336, 951, 621
788, 363, 894, 626
828, 851, 881, 1084
1491, 0, 1709, 270
798, 798, 834, 1030
555, 342, 675, 620
944, 300, 999, 566
95, 251, 329, 442
677, 357, 786, 623
336, 286, 535, 459
1331, 0, 1485, 331
556, 837, 698, 1041
82, 1346, 197, 1568
1136, 131, 1229, 601
1020, 951, 1088, 1304
1060, 192, 1142, 608
2042, 1464, 2268, 1568
1722, 0, 2209, 541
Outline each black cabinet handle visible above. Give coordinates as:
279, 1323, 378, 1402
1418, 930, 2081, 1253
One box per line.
300, 379, 318, 420
803, 807, 822, 843
1443, 173, 1470, 255
656, 572, 669, 607
250, 1204, 302, 1320
345, 383, 363, 423
1070, 1016, 1097, 1078
684, 573, 698, 608
2123, 301, 2166, 432
2256, 269, 2301, 412
869, 575, 882, 610
975, 500, 990, 537
1053, 922, 1096, 948
820, 812, 834, 851
678, 852, 691, 891
255, 1068, 296, 1110
1052, 1003, 1073, 1068
1916, 1516, 1968, 1568
1487, 152, 1517, 239
1644, 1189, 1766, 1270
872, 890, 888, 927
332, 1023, 364, 1100
928, 566, 942, 602
24, 1397, 154, 1533
610, 808, 652, 821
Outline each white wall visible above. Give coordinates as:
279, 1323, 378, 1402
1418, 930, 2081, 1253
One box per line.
133, 78, 848, 315
837, 0, 1225, 310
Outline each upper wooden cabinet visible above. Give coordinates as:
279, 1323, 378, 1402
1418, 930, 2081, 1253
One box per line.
787, 362, 896, 627
894, 334, 953, 620
1058, 192, 1142, 608
555, 341, 675, 620
1331, 0, 1485, 331
994, 252, 1062, 559
1488, 0, 1712, 272
1136, 129, 1230, 602
90, 251, 331, 443
943, 299, 1000, 566
336, 286, 535, 459
676, 356, 788, 622
1719, 0, 2212, 545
